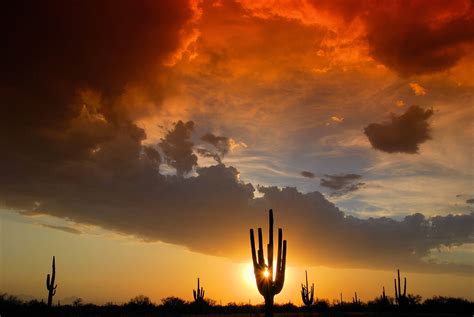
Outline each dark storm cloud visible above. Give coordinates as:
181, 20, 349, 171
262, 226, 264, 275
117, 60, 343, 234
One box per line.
466, 199, 474, 204
320, 174, 365, 196
0, 0, 193, 189
364, 105, 434, 153
301, 171, 316, 178
159, 121, 198, 176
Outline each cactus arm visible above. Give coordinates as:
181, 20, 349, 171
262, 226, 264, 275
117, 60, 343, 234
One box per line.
51, 256, 55, 285
397, 269, 401, 298
250, 229, 258, 268
403, 277, 406, 297
267, 210, 273, 281
257, 228, 264, 266
276, 228, 282, 274
394, 278, 398, 300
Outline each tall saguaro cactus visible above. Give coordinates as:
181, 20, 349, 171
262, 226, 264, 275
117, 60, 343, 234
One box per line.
46, 256, 57, 307
249, 209, 287, 317
301, 270, 314, 306
394, 269, 407, 306
193, 278, 205, 302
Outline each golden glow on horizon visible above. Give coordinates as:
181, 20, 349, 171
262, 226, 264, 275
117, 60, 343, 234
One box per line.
242, 263, 255, 287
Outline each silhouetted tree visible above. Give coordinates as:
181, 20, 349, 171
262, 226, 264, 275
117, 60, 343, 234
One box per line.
72, 298, 83, 307
249, 209, 287, 317
161, 296, 186, 313
45, 256, 57, 307
301, 270, 314, 306
128, 295, 152, 306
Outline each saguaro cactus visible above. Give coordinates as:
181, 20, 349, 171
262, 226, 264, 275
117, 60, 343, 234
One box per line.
193, 278, 205, 302
46, 256, 57, 307
394, 269, 407, 306
380, 286, 389, 305
301, 270, 314, 306
249, 209, 287, 317
352, 292, 360, 304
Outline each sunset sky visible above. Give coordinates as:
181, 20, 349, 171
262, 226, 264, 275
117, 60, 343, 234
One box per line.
1, 0, 473, 305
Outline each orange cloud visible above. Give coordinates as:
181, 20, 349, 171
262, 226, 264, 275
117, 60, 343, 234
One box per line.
238, 0, 474, 76
331, 116, 345, 123
410, 82, 427, 96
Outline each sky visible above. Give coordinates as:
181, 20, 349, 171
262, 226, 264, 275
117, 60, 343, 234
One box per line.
1, 0, 473, 305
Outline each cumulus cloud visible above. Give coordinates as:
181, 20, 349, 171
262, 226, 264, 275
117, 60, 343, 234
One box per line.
301, 171, 316, 178
364, 105, 434, 153
320, 174, 365, 196
410, 82, 427, 96
159, 121, 198, 176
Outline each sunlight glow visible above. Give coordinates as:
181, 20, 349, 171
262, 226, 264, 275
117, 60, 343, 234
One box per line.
242, 263, 255, 286
263, 268, 269, 278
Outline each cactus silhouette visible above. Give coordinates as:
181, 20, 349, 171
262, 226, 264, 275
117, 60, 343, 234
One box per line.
380, 286, 390, 305
352, 292, 360, 304
394, 269, 407, 306
46, 256, 57, 307
193, 278, 205, 302
249, 209, 287, 317
301, 270, 314, 306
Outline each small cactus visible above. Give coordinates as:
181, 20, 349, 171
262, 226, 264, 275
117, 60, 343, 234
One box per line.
250, 209, 287, 317
301, 270, 314, 306
381, 286, 389, 304
394, 269, 407, 306
193, 278, 205, 302
46, 256, 57, 307
340, 293, 343, 306
352, 292, 360, 304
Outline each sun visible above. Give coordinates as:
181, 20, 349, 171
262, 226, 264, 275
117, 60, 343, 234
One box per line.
263, 268, 269, 278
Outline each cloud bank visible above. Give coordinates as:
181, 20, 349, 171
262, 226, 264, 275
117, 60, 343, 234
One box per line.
1, 112, 472, 273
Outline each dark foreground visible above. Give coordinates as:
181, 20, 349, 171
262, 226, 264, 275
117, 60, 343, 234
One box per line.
1, 294, 472, 317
